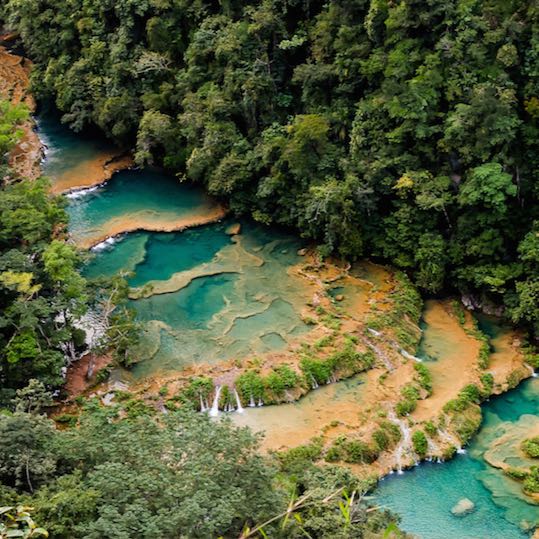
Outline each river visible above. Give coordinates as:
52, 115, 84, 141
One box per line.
38, 109, 539, 539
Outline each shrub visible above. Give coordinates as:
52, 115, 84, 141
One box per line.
124, 399, 155, 419
414, 363, 432, 394
443, 384, 482, 413
278, 440, 323, 472
505, 467, 529, 480
452, 300, 466, 326
396, 399, 416, 417
324, 446, 343, 463
300, 357, 332, 385
480, 373, 494, 395
412, 430, 428, 457
55, 413, 77, 427
506, 370, 523, 389
236, 371, 265, 403
372, 429, 390, 452
424, 421, 437, 437
523, 466, 539, 493
342, 440, 378, 464
180, 376, 214, 408
522, 437, 539, 458
94, 367, 111, 384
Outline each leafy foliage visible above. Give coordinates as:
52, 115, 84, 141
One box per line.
3, 1, 539, 331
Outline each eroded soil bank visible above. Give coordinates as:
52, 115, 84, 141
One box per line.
0, 40, 41, 179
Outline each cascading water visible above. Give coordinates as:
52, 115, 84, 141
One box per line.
234, 388, 244, 413
249, 394, 256, 407
200, 393, 207, 412
525, 363, 538, 378
209, 385, 222, 417
389, 410, 413, 474
439, 428, 464, 453
310, 375, 319, 389
400, 349, 422, 362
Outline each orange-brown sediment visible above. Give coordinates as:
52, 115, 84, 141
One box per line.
0, 45, 42, 180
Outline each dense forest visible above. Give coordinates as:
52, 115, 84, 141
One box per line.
0, 65, 407, 539
2, 0, 539, 334
0, 101, 89, 405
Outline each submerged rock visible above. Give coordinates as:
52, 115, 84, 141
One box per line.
226, 223, 241, 235
335, 294, 344, 302
451, 498, 475, 516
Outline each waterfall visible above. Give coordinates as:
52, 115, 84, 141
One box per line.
427, 436, 440, 457
249, 394, 256, 407
257, 398, 264, 407
209, 385, 222, 417
389, 410, 413, 473
525, 363, 538, 378
234, 389, 244, 413
200, 394, 207, 413
439, 428, 464, 454
310, 375, 319, 389
400, 349, 422, 362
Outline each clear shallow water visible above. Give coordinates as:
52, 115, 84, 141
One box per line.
128, 221, 311, 376
38, 111, 539, 536
38, 112, 311, 375
376, 316, 539, 539
232, 374, 367, 450
38, 109, 112, 181
66, 169, 216, 246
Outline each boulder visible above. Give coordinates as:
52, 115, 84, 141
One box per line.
451, 498, 475, 517
297, 248, 307, 256
335, 294, 344, 302
225, 223, 241, 235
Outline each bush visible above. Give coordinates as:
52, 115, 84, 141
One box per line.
424, 421, 437, 437
396, 399, 416, 417
505, 467, 529, 480
443, 384, 482, 413
55, 414, 77, 427
278, 440, 323, 472
342, 440, 378, 464
324, 446, 343, 463
372, 429, 390, 452
522, 437, 539, 458
180, 376, 214, 408
373, 421, 401, 451
235, 371, 265, 403
412, 431, 428, 457
523, 466, 539, 493
414, 363, 432, 394
396, 384, 420, 416
480, 373, 494, 395
300, 357, 333, 385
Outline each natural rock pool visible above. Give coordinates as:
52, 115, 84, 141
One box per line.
38, 111, 539, 539
376, 377, 539, 539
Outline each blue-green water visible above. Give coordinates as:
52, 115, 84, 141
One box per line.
377, 365, 539, 539
66, 169, 216, 246
39, 111, 539, 537
38, 110, 111, 179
